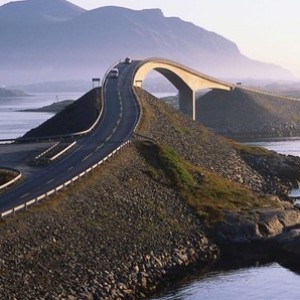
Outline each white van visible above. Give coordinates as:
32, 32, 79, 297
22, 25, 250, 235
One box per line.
110, 68, 119, 78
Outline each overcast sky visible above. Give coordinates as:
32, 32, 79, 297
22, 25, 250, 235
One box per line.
1, 0, 300, 78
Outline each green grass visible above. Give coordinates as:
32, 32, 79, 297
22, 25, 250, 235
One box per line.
157, 145, 196, 188
173, 125, 192, 136
230, 140, 272, 156
184, 170, 282, 224
137, 142, 282, 226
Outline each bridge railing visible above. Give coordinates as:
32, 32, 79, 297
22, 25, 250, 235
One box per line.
238, 85, 300, 102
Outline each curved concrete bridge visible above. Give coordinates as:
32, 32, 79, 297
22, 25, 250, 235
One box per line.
133, 58, 234, 120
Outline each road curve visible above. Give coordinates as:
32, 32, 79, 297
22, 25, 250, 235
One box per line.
0, 60, 141, 213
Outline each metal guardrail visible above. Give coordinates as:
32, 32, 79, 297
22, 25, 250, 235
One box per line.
49, 141, 77, 161
238, 86, 300, 102
34, 142, 61, 160
0, 168, 22, 191
133, 133, 156, 143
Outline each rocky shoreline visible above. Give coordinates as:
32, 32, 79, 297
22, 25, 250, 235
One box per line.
2, 88, 300, 298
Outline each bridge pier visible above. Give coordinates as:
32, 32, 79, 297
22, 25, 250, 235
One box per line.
179, 88, 196, 121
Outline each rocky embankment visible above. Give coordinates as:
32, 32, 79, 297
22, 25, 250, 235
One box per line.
2, 88, 300, 298
196, 87, 300, 138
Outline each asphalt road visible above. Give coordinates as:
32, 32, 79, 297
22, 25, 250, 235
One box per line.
0, 60, 141, 213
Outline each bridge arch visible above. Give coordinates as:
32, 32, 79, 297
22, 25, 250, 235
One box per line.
133, 58, 234, 120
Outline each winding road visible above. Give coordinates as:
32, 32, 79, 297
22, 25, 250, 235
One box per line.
0, 60, 141, 213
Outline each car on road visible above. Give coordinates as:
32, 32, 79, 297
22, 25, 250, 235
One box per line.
125, 57, 132, 64
110, 68, 119, 78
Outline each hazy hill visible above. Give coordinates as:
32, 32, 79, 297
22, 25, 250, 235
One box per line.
0, 87, 28, 97
0, 0, 293, 85
196, 88, 300, 138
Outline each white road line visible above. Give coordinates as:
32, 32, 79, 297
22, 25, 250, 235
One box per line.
96, 144, 104, 151
82, 154, 92, 162
47, 179, 54, 184
105, 135, 113, 142
68, 166, 74, 171
21, 193, 29, 199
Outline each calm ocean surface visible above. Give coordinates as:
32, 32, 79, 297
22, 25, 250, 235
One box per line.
150, 263, 300, 300
150, 137, 300, 300
0, 92, 83, 139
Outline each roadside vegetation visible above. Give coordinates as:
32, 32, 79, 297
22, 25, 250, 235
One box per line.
137, 141, 283, 226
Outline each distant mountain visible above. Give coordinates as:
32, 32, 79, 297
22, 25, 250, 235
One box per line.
0, 1, 294, 85
0, 0, 85, 24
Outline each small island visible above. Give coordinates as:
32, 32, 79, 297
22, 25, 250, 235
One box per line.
20, 100, 74, 113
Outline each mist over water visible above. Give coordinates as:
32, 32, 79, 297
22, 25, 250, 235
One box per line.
0, 92, 82, 139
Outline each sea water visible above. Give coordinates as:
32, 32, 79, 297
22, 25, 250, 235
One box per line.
0, 92, 83, 139
150, 263, 300, 300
